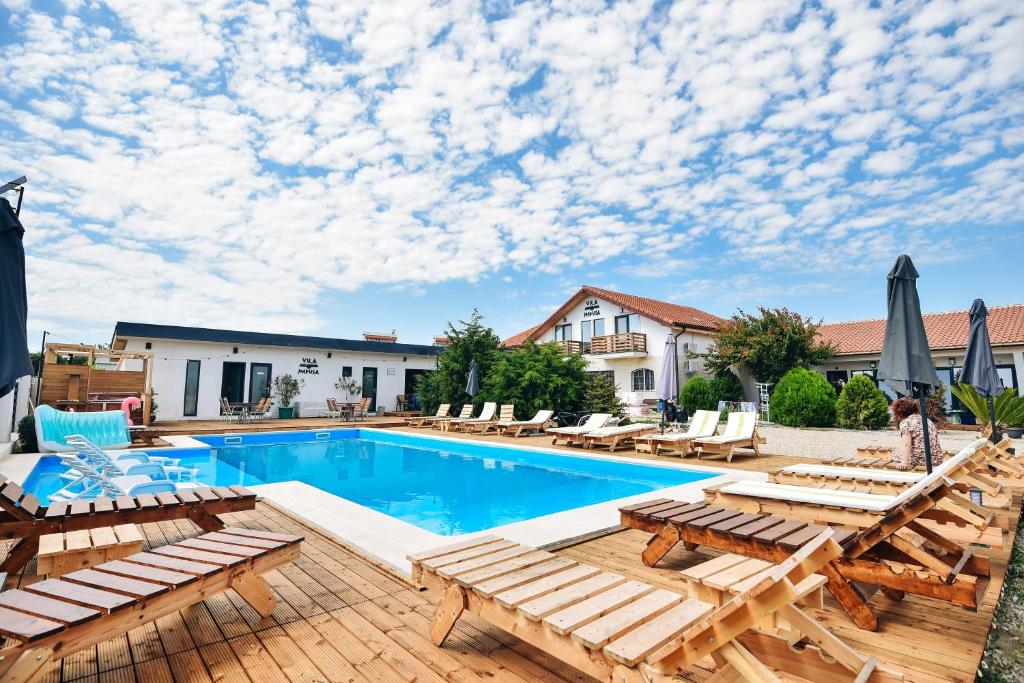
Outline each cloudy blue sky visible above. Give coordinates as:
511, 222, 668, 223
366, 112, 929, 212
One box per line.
1, 0, 1022, 348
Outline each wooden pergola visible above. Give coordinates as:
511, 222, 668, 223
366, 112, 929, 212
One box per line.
39, 343, 156, 425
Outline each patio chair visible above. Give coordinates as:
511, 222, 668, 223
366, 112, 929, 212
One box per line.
407, 403, 451, 427
410, 530, 902, 683
703, 438, 1006, 543
0, 470, 257, 574
581, 423, 658, 452
499, 409, 555, 437
396, 394, 411, 411
693, 411, 765, 462
320, 398, 342, 418
547, 412, 613, 447
433, 404, 473, 430
451, 402, 496, 432
633, 409, 720, 455
0, 527, 303, 683
620, 448, 995, 632
353, 396, 373, 421
219, 397, 241, 423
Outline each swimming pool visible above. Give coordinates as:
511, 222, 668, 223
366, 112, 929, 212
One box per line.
25, 429, 714, 536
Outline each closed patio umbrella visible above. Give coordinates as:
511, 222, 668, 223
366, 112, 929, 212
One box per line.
960, 299, 1003, 442
465, 359, 479, 398
656, 334, 678, 433
877, 254, 940, 473
0, 197, 32, 398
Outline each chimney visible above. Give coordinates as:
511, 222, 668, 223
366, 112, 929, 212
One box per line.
433, 335, 450, 347
363, 330, 397, 343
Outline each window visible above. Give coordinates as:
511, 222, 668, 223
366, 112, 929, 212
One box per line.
183, 360, 201, 417
615, 313, 639, 334
587, 370, 615, 385
631, 368, 655, 391
342, 366, 352, 378
554, 324, 572, 341
580, 319, 605, 352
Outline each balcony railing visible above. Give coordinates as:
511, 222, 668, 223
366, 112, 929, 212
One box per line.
556, 339, 584, 355
590, 332, 647, 355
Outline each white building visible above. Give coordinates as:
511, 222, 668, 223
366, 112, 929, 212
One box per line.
502, 286, 724, 408
111, 322, 441, 421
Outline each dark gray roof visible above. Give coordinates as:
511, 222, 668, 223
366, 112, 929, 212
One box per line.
113, 321, 441, 356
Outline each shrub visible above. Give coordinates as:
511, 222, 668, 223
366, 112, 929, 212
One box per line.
417, 309, 502, 416
480, 341, 589, 417
709, 370, 744, 404
771, 367, 837, 427
584, 373, 625, 417
836, 375, 890, 429
16, 415, 37, 453
680, 376, 717, 414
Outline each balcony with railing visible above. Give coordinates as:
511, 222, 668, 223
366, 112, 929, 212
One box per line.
590, 332, 647, 355
555, 339, 584, 355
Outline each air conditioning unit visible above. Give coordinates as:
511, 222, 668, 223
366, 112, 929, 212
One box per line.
684, 359, 701, 373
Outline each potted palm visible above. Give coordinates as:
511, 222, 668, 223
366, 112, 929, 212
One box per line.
272, 374, 304, 419
949, 383, 1024, 438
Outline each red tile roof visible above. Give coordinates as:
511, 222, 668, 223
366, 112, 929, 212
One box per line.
818, 304, 1024, 355
501, 286, 724, 347
363, 332, 397, 343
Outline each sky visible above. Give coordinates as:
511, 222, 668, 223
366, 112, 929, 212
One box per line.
1, 0, 1022, 350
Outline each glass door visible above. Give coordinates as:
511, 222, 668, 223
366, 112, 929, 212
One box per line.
362, 367, 378, 412
220, 362, 246, 407
183, 360, 201, 417
249, 363, 272, 404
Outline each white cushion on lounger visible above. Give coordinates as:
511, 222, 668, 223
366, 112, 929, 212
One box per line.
586, 423, 652, 437
780, 464, 924, 483
549, 414, 612, 436
649, 410, 718, 441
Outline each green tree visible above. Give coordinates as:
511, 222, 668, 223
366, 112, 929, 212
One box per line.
703, 308, 837, 385
771, 367, 837, 427
835, 375, 890, 429
679, 376, 717, 414
584, 373, 625, 417
709, 370, 745, 404
416, 310, 502, 415
480, 341, 589, 417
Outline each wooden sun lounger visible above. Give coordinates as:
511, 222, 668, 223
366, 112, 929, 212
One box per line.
467, 404, 515, 434
0, 527, 302, 682
410, 532, 901, 682
822, 438, 1023, 485
500, 410, 555, 437
407, 404, 451, 427
619, 494, 991, 632
693, 411, 765, 462
633, 410, 721, 456
433, 405, 474, 430
582, 425, 658, 452
0, 473, 258, 575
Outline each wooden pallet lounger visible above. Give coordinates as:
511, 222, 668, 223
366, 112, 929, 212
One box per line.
581, 424, 658, 452
500, 410, 555, 437
694, 411, 765, 462
0, 527, 302, 682
548, 413, 613, 447
822, 438, 1023, 485
619, 495, 990, 632
410, 532, 902, 682
0, 473, 258, 574
702, 440, 1007, 547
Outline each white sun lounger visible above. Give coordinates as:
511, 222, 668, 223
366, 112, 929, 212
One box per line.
694, 411, 763, 461
450, 402, 497, 431
547, 413, 612, 446
634, 409, 719, 455
500, 409, 555, 437
581, 423, 658, 452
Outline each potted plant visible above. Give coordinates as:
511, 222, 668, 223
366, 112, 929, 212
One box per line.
334, 376, 362, 402
272, 374, 304, 419
949, 383, 1024, 438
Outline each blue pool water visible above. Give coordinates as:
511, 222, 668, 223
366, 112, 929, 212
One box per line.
24, 429, 713, 535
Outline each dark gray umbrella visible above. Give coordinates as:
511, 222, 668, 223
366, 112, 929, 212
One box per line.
656, 334, 678, 433
0, 198, 32, 399
960, 299, 1003, 442
878, 255, 940, 472
465, 359, 479, 397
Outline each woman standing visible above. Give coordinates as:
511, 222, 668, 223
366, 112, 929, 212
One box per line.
890, 397, 943, 470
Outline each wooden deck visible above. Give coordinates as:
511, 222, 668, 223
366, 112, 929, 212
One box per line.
2, 494, 1016, 682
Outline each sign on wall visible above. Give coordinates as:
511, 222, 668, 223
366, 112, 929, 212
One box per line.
298, 357, 320, 375
583, 298, 601, 318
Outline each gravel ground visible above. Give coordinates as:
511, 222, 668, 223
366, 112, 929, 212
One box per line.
757, 423, 983, 461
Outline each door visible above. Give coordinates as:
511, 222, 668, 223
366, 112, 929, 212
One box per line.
249, 363, 272, 404
183, 360, 201, 417
362, 367, 378, 412
221, 362, 246, 407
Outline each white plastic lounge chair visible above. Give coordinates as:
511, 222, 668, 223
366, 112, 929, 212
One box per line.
634, 409, 719, 455
50, 456, 187, 502
451, 402, 496, 432
694, 411, 764, 461
500, 409, 555, 437
581, 423, 658, 452
548, 413, 612, 446
62, 435, 197, 482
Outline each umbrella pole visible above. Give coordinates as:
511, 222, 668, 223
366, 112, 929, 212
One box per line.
987, 395, 999, 444
917, 383, 933, 474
